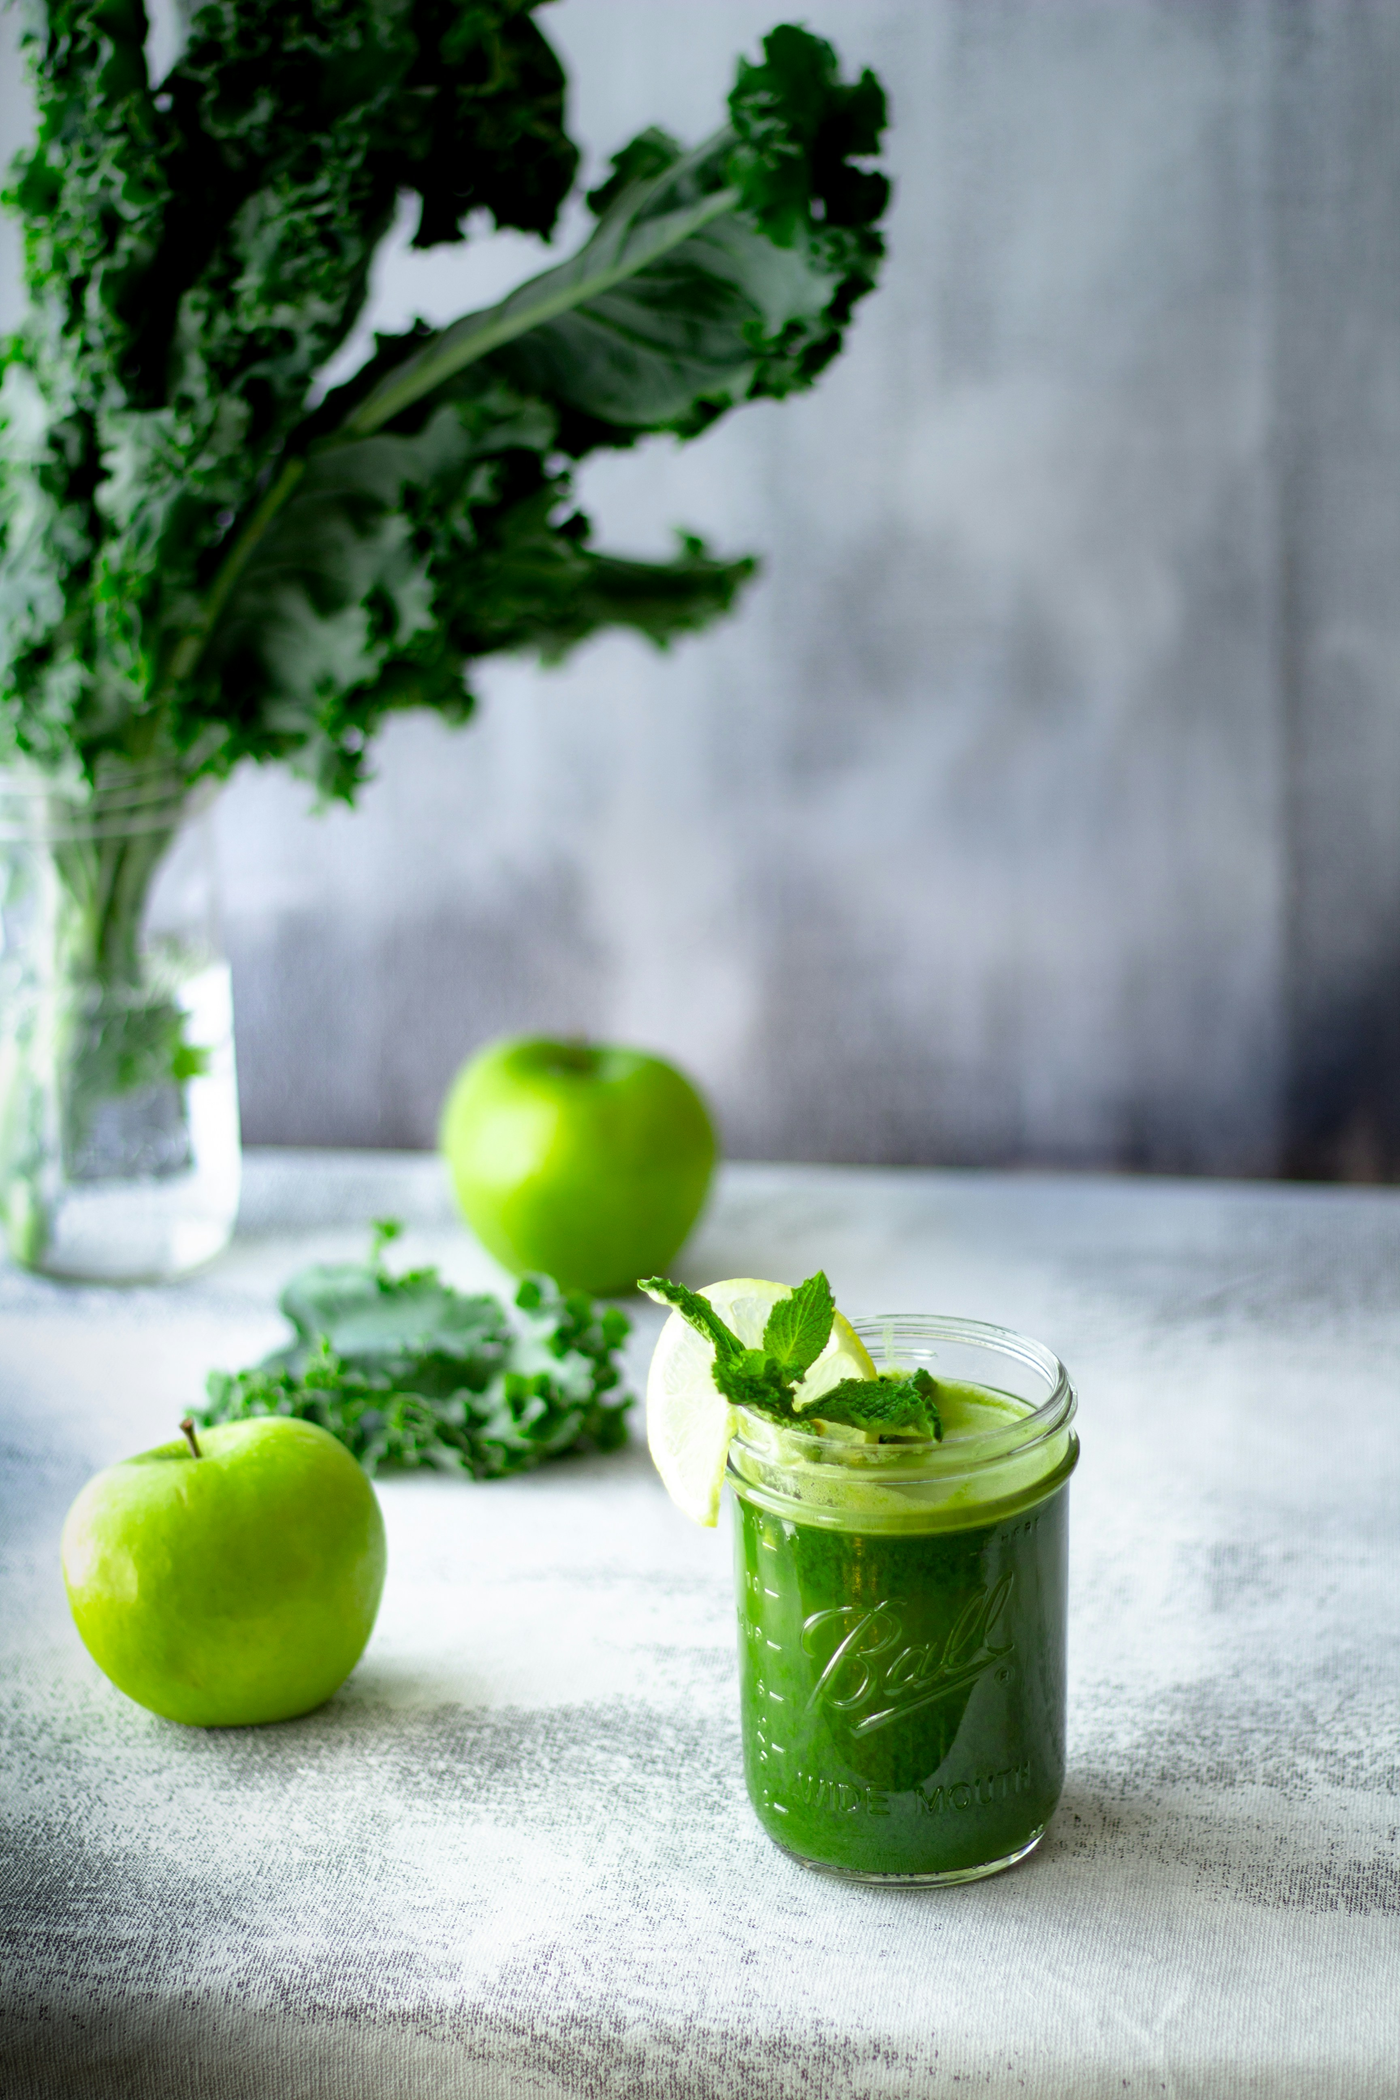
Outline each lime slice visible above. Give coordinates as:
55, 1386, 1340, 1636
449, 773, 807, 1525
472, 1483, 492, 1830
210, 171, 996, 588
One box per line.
645, 1277, 876, 1527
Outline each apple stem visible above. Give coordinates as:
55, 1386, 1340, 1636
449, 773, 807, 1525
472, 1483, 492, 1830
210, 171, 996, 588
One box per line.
179, 1416, 203, 1460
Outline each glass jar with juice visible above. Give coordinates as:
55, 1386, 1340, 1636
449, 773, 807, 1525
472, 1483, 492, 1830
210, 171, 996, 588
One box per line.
727, 1317, 1078, 1884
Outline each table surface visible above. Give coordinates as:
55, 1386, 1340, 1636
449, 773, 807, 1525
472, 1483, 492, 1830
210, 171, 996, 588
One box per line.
2, 1153, 1398, 2100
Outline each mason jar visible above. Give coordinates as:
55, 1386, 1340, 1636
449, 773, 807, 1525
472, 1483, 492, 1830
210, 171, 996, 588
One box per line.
729, 1316, 1078, 1884
0, 765, 241, 1282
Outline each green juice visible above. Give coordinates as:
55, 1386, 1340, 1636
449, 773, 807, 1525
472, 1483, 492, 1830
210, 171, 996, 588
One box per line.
730, 1371, 1077, 1883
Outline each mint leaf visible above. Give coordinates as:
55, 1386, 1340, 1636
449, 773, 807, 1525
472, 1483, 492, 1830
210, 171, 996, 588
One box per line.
717, 1349, 803, 1418
639, 1276, 746, 1364
640, 1275, 802, 1420
761, 1270, 835, 1380
810, 1369, 944, 1440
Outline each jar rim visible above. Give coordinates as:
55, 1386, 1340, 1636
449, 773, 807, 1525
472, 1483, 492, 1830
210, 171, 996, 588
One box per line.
731, 1313, 1076, 1475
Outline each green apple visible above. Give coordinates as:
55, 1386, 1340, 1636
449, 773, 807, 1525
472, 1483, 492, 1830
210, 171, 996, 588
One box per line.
440, 1035, 716, 1294
61, 1416, 386, 1727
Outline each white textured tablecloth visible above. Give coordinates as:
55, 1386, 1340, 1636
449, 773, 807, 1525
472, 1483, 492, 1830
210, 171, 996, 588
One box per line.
2, 1153, 1398, 2099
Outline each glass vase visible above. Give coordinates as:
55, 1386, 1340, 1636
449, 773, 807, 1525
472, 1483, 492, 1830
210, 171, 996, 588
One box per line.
0, 765, 241, 1282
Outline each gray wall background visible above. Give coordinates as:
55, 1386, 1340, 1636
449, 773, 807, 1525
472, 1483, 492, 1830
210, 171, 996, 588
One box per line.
4, 0, 1400, 1177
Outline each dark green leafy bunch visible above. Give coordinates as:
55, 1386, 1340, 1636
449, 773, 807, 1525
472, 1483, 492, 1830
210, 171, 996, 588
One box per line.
1, 1, 889, 797
200, 1221, 633, 1476
640, 1271, 943, 1439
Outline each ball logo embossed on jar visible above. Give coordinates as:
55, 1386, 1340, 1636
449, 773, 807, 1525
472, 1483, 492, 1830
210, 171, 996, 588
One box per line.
802, 1572, 1015, 1738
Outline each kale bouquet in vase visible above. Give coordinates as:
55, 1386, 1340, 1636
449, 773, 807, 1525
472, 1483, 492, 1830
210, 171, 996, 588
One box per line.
0, 0, 888, 1281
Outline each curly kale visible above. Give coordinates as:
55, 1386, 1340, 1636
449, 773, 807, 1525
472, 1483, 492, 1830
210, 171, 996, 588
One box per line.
200, 1224, 633, 1477
0, 2, 889, 797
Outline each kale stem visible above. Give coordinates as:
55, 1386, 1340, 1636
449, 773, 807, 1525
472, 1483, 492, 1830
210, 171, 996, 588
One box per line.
158, 455, 308, 697
51, 807, 180, 987
344, 167, 740, 438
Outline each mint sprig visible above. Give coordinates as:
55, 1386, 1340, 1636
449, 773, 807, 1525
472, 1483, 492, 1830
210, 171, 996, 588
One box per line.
638, 1272, 828, 1417
638, 1272, 943, 1439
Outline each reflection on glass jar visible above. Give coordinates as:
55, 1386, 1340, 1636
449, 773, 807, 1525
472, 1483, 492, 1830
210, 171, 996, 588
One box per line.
0, 765, 241, 1282
728, 1316, 1078, 1885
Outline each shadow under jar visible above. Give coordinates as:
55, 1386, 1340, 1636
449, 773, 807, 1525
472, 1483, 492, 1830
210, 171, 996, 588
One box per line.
729, 1317, 1078, 1885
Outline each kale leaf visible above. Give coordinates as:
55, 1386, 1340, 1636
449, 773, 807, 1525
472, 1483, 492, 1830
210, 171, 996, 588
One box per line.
199, 1226, 633, 1477
1, 4, 889, 796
